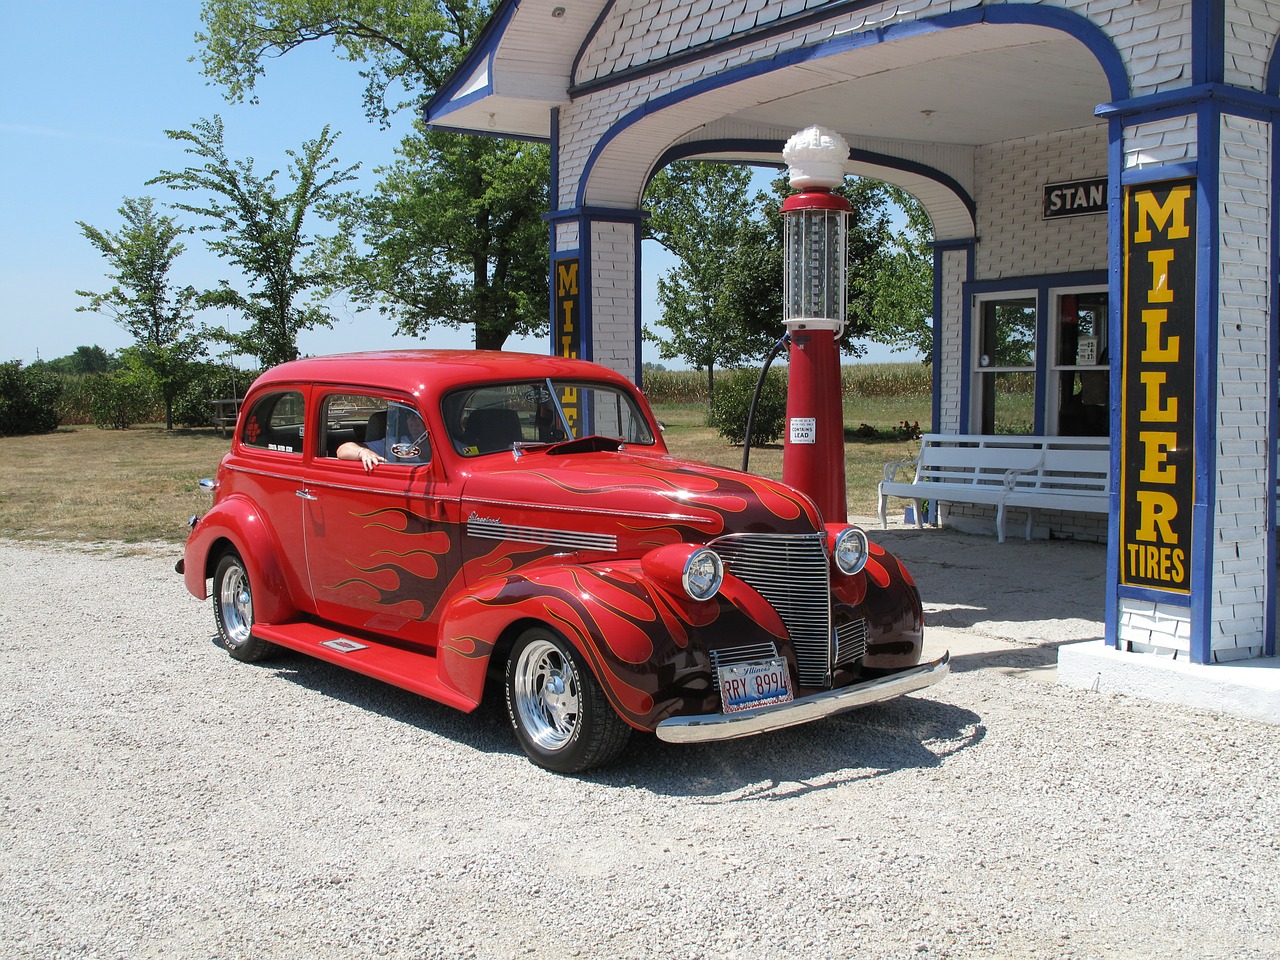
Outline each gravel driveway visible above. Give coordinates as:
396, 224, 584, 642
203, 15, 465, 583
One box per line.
2, 537, 1277, 960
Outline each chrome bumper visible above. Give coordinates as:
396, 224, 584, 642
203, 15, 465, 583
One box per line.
654, 653, 950, 744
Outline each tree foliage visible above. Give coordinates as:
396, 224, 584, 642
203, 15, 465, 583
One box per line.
40, 345, 119, 376
196, 0, 550, 350
0, 362, 63, 436
76, 197, 208, 429
149, 116, 359, 369
196, 0, 486, 126
643, 162, 779, 397
326, 128, 549, 351
644, 164, 935, 384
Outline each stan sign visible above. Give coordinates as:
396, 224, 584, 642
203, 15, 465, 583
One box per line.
1120, 179, 1195, 594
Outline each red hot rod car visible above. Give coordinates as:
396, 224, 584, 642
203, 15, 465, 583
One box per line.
179, 351, 948, 772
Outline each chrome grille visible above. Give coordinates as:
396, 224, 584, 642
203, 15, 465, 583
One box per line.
710, 533, 832, 687
834, 618, 868, 667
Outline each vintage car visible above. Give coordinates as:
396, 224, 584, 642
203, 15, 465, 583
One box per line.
179, 350, 948, 772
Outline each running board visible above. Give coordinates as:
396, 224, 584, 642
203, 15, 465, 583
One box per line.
251, 621, 477, 712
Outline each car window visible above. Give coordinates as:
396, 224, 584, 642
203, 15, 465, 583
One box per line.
320, 393, 430, 465
443, 379, 654, 456
241, 391, 304, 454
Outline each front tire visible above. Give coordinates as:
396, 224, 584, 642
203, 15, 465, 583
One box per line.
213, 552, 280, 663
505, 627, 631, 773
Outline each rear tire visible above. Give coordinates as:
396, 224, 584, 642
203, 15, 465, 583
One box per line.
213, 552, 280, 663
505, 627, 631, 773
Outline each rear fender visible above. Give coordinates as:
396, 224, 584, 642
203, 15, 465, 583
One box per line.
184, 495, 300, 625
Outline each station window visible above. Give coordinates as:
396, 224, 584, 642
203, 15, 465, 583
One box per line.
1051, 290, 1109, 437
973, 296, 1036, 435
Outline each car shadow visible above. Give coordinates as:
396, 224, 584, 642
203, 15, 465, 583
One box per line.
229, 638, 984, 799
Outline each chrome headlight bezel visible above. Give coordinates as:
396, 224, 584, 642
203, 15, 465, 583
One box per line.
832, 526, 869, 576
682, 547, 724, 601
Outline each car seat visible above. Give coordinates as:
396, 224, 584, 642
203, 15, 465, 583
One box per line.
463, 408, 523, 454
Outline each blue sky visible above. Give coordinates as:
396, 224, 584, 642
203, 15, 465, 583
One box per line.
0, 1, 912, 370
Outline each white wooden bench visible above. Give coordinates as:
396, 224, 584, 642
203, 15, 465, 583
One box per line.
878, 434, 1110, 542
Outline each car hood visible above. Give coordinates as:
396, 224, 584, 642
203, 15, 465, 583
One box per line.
458, 448, 824, 544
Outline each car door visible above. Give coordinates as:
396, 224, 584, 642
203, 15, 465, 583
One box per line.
300, 391, 460, 648
232, 385, 316, 616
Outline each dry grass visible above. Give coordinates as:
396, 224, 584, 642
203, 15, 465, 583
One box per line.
0, 426, 230, 545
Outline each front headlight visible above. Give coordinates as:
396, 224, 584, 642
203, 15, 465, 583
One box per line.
682, 548, 724, 601
832, 526, 869, 576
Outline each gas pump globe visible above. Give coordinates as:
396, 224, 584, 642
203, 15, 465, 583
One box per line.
780, 126, 852, 523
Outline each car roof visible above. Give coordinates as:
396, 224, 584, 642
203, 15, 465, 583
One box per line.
251, 350, 637, 397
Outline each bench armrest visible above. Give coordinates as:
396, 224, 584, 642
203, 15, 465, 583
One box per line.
882, 453, 921, 483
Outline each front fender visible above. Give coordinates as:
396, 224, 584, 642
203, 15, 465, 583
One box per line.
435, 560, 729, 730
183, 494, 300, 626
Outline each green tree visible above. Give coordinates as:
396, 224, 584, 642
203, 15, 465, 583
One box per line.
42, 345, 118, 375
758, 175, 932, 356
862, 186, 934, 360
327, 127, 549, 351
149, 116, 359, 369
195, 0, 551, 350
643, 162, 778, 398
76, 197, 207, 429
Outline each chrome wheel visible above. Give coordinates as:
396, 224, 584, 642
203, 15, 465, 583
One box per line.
212, 552, 279, 663
511, 638, 580, 752
218, 560, 253, 647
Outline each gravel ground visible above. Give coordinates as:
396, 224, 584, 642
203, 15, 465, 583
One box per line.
2, 536, 1278, 960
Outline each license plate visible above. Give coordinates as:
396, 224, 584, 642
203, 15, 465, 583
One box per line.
718, 657, 794, 714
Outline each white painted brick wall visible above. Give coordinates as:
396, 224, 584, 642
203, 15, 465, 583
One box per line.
1118, 597, 1191, 656
1124, 115, 1199, 169
1210, 113, 1270, 658
575, 0, 1195, 96
974, 126, 1109, 279
937, 248, 967, 433
589, 222, 639, 378
555, 222, 579, 253
1224, 0, 1280, 90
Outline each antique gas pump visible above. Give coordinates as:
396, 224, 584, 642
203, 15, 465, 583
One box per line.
780, 126, 851, 524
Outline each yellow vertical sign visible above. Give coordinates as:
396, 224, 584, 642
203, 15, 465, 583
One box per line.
553, 258, 580, 432
1120, 180, 1195, 593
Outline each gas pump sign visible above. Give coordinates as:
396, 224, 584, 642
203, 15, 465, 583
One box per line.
1119, 179, 1196, 594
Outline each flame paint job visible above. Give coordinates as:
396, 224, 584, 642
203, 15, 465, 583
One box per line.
183, 350, 929, 733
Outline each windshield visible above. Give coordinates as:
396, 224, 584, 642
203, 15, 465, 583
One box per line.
443, 379, 655, 457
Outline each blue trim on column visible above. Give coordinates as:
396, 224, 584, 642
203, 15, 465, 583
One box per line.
1033, 288, 1050, 435
547, 107, 562, 357
633, 217, 645, 387
1270, 118, 1279, 658
1118, 584, 1194, 607
576, 5, 1129, 209
1105, 117, 1125, 649
1122, 163, 1200, 186
931, 242, 952, 432
1191, 0, 1226, 86
1190, 98, 1221, 665
1098, 83, 1279, 124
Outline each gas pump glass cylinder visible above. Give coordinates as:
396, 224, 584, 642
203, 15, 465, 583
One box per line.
783, 205, 848, 330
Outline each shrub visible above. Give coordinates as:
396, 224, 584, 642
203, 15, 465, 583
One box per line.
707, 367, 787, 446
172, 363, 258, 428
87, 371, 158, 429
0, 362, 63, 435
